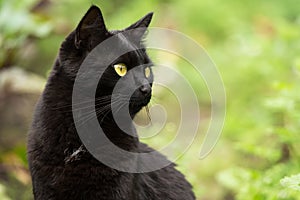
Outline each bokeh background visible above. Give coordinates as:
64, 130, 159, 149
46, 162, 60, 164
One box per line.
0, 0, 300, 199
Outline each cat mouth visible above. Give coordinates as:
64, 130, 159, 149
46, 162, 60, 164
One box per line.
129, 95, 151, 113
130, 97, 150, 107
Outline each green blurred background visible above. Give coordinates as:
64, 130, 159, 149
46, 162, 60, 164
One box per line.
0, 0, 300, 199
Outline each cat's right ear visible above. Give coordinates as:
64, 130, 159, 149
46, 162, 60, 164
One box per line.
75, 5, 107, 49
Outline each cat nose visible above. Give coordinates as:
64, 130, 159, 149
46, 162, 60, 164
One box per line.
139, 84, 151, 96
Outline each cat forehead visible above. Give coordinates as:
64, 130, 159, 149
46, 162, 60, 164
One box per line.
110, 32, 148, 57
111, 31, 140, 49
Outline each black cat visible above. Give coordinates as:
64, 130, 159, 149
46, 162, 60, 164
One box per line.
27, 5, 195, 200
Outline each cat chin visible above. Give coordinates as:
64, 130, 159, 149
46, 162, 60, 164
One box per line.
130, 96, 151, 109
129, 101, 150, 116
129, 108, 144, 118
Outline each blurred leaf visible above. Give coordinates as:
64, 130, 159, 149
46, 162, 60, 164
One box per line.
281, 174, 300, 191
0, 184, 11, 200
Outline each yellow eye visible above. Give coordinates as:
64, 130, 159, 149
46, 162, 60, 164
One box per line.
114, 63, 127, 77
145, 67, 151, 78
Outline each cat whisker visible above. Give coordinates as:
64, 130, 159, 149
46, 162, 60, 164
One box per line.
145, 105, 152, 124
74, 103, 111, 128
99, 100, 125, 124
72, 98, 112, 113
70, 93, 132, 127
52, 95, 112, 112
75, 98, 126, 127
101, 100, 129, 125
72, 98, 115, 127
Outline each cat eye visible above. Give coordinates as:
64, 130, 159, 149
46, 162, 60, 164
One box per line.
114, 63, 127, 77
144, 67, 151, 78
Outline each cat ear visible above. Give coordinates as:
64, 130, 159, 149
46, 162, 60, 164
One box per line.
75, 5, 107, 49
124, 12, 153, 42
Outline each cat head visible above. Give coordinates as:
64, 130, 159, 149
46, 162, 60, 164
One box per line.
58, 5, 154, 116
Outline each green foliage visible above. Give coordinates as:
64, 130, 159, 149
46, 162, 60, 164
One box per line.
218, 163, 300, 200
0, 0, 52, 68
0, 184, 11, 200
281, 174, 300, 192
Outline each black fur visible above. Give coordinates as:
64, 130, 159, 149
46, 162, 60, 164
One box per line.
27, 6, 195, 200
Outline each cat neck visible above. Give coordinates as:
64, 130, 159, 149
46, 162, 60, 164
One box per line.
98, 111, 139, 151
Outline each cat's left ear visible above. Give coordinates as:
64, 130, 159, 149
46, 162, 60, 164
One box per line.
75, 6, 108, 49
125, 12, 153, 42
